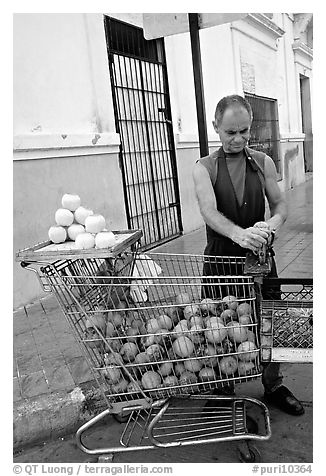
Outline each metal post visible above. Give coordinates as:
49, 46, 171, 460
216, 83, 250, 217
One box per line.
188, 13, 209, 158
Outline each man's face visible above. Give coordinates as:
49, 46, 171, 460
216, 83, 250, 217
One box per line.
213, 106, 251, 154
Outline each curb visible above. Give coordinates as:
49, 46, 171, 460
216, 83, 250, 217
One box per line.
13, 381, 106, 452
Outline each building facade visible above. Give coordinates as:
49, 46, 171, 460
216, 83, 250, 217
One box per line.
13, 13, 313, 308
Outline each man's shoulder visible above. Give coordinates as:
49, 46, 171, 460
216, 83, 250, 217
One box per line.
196, 149, 220, 170
196, 149, 220, 184
198, 149, 220, 163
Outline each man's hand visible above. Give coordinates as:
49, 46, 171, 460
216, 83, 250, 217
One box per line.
232, 226, 269, 253
254, 221, 273, 245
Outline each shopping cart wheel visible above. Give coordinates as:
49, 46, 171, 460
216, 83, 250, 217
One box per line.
98, 454, 114, 463
237, 441, 261, 463
113, 412, 130, 423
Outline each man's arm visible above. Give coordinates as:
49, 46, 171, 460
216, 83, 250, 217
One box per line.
264, 156, 288, 233
193, 162, 268, 252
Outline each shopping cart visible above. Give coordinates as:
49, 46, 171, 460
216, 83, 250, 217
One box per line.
16, 241, 313, 463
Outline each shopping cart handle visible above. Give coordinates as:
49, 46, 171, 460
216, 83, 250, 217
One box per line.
263, 277, 313, 286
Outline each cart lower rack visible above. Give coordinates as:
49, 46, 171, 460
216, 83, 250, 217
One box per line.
76, 395, 270, 463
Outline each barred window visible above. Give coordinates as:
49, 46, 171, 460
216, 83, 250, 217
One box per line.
245, 93, 281, 177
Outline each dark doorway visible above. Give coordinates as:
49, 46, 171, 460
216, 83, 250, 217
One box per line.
245, 93, 281, 179
300, 75, 313, 172
104, 16, 183, 249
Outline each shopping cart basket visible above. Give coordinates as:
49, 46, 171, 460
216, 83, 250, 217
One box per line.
16, 245, 312, 463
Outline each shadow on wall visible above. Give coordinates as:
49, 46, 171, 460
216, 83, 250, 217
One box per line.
283, 145, 299, 190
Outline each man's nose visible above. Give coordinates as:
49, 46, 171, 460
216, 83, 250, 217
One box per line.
234, 132, 244, 142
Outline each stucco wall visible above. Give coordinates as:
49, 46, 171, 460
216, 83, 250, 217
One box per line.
13, 13, 123, 308
14, 152, 127, 309
13, 13, 114, 137
279, 141, 306, 190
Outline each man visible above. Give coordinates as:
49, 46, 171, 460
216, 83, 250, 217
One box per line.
193, 94, 304, 416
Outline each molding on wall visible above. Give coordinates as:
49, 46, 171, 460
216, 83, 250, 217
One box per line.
293, 14, 313, 43
280, 132, 306, 142
292, 40, 313, 65
244, 13, 285, 40
286, 13, 294, 22
13, 131, 306, 160
13, 132, 121, 160
175, 134, 221, 149
230, 13, 285, 52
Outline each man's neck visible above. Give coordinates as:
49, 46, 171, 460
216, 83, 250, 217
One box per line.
224, 150, 246, 159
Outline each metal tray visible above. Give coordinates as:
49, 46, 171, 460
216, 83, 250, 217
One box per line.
16, 229, 142, 263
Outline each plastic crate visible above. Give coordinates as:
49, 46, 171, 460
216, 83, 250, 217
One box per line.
261, 278, 313, 363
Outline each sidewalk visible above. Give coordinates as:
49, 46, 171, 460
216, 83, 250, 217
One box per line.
13, 177, 313, 454
155, 175, 313, 277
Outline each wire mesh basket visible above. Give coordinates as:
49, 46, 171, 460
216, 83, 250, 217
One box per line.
35, 252, 262, 412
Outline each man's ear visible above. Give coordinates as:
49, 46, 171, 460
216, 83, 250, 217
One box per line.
212, 120, 219, 134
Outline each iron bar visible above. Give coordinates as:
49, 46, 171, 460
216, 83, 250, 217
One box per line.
123, 148, 173, 155
114, 83, 167, 96
119, 118, 169, 124
188, 13, 209, 158
107, 48, 167, 66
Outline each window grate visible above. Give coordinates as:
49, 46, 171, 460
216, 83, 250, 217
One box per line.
104, 16, 183, 249
245, 93, 281, 176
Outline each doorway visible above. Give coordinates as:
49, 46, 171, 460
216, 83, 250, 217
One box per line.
299, 75, 313, 172
104, 16, 183, 249
245, 93, 281, 179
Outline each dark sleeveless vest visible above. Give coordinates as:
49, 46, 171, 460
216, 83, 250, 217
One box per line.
204, 147, 265, 258
201, 147, 279, 298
